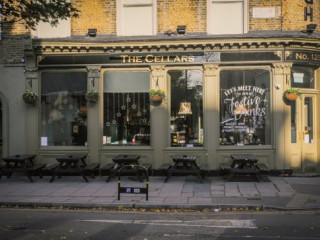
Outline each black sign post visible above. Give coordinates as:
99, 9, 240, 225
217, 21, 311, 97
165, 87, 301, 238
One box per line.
117, 165, 149, 201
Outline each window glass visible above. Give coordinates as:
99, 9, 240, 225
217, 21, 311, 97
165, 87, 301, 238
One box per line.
208, 0, 246, 34
41, 72, 87, 146
304, 97, 313, 144
220, 69, 271, 146
103, 71, 150, 146
291, 101, 297, 143
291, 66, 315, 88
169, 70, 203, 147
118, 0, 155, 36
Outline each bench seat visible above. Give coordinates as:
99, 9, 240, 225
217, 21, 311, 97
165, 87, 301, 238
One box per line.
83, 163, 100, 177
256, 163, 270, 172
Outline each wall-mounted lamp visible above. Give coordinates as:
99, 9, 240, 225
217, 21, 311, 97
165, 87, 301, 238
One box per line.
302, 24, 317, 35
88, 28, 97, 37
177, 25, 186, 35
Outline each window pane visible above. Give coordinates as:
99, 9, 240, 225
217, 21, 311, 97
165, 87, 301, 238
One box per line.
41, 72, 87, 146
103, 71, 150, 146
210, 1, 244, 34
220, 69, 271, 146
304, 97, 313, 143
291, 66, 315, 88
291, 101, 297, 143
169, 70, 203, 147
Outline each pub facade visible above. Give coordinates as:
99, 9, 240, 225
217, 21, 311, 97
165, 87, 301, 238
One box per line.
1, 0, 320, 172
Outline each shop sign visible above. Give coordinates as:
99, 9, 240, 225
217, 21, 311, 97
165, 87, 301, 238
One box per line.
37, 51, 282, 66
285, 50, 320, 65
304, 0, 314, 21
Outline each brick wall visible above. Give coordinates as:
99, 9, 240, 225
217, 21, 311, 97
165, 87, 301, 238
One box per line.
249, 0, 282, 31
282, 0, 320, 31
0, 22, 30, 64
72, 0, 116, 35
158, 0, 206, 33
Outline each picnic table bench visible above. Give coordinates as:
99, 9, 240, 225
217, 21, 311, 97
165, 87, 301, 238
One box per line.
49, 154, 99, 182
102, 155, 151, 182
219, 154, 270, 182
161, 154, 203, 183
0, 154, 45, 182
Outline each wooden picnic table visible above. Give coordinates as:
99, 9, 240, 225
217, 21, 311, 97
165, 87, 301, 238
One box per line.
0, 154, 44, 182
163, 154, 203, 183
220, 154, 269, 182
50, 154, 89, 182
105, 155, 151, 182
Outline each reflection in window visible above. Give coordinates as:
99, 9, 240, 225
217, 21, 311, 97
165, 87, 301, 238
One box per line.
304, 97, 313, 144
103, 71, 150, 146
220, 69, 271, 146
41, 72, 87, 146
169, 70, 203, 147
291, 66, 315, 89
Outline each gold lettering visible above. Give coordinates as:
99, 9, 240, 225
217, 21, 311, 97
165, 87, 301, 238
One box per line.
296, 53, 308, 60
181, 56, 188, 62
145, 55, 154, 63
188, 56, 195, 62
121, 55, 129, 63
174, 56, 181, 62
154, 56, 161, 63
127, 56, 136, 63
136, 56, 142, 63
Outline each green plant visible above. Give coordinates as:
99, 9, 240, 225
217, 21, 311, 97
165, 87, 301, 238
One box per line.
149, 89, 166, 98
284, 87, 302, 99
22, 89, 39, 105
85, 89, 99, 103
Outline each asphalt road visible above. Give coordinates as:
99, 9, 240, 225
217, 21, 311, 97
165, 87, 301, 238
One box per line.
0, 208, 319, 240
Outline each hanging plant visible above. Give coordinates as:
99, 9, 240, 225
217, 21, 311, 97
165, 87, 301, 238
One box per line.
22, 89, 39, 105
284, 87, 301, 101
150, 89, 165, 105
85, 89, 99, 103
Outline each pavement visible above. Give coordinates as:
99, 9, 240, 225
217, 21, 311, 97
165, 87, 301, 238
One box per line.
0, 174, 319, 211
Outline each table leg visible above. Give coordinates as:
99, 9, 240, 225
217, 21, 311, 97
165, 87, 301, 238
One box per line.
82, 173, 89, 183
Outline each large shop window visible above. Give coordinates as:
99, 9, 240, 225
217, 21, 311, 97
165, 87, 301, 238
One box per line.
103, 71, 150, 146
40, 72, 87, 146
169, 70, 203, 147
291, 66, 315, 89
220, 69, 271, 146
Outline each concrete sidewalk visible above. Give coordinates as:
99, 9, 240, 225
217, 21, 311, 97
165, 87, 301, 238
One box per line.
0, 175, 319, 211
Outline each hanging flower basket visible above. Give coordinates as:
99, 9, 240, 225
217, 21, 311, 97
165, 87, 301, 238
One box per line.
22, 89, 39, 105
284, 88, 301, 101
85, 89, 99, 103
150, 89, 165, 106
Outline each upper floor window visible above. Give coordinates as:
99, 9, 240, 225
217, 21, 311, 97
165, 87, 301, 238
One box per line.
207, 0, 248, 35
117, 0, 157, 36
32, 19, 71, 38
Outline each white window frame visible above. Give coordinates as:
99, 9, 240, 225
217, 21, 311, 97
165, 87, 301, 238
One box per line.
117, 0, 157, 36
207, 0, 248, 35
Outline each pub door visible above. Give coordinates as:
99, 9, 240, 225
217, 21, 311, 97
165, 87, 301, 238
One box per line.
289, 94, 318, 172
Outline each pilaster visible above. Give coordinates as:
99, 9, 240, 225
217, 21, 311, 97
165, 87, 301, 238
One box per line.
203, 64, 219, 169
150, 65, 166, 168
272, 63, 292, 169
86, 66, 101, 164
